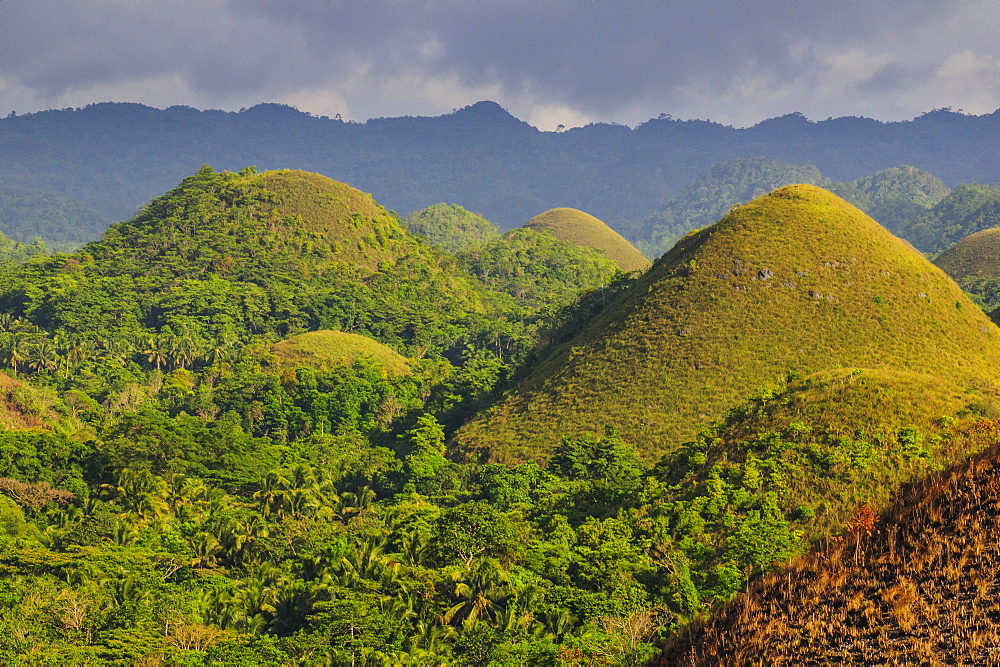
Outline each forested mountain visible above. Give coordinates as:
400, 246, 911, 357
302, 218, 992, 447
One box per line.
899, 183, 1000, 253
0, 102, 996, 243
456, 185, 1000, 462
0, 185, 108, 250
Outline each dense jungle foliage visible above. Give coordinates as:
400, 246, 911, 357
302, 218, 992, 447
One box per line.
2, 164, 1000, 665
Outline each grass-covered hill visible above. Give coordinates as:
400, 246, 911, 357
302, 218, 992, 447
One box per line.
0, 166, 494, 358
660, 439, 1000, 664
268, 330, 411, 376
401, 203, 500, 254
523, 208, 651, 271
934, 227, 1000, 280
456, 184, 1000, 463
934, 227, 1000, 312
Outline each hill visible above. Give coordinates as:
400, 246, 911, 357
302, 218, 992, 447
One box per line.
0, 166, 489, 358
457, 227, 623, 314
523, 208, 650, 271
934, 227, 1000, 280
634, 157, 829, 258
268, 330, 410, 375
455, 184, 1000, 463
659, 439, 1000, 664
0, 102, 996, 239
402, 203, 500, 254
897, 183, 1000, 253
934, 227, 1000, 312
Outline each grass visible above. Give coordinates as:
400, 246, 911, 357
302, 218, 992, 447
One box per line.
659, 439, 1000, 664
455, 185, 1000, 463
933, 226, 1000, 279
523, 207, 651, 272
248, 170, 418, 272
267, 330, 411, 376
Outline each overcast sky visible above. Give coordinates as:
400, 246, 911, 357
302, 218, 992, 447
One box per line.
1, 0, 997, 130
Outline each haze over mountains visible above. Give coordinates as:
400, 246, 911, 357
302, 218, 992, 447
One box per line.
1, 102, 997, 245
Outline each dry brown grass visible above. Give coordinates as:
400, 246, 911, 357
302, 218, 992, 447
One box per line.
659, 442, 1000, 665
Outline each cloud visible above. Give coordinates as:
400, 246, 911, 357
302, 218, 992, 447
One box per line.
0, 0, 997, 127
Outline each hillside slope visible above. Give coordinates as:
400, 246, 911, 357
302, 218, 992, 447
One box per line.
456, 184, 1000, 462
523, 208, 651, 271
660, 439, 1000, 665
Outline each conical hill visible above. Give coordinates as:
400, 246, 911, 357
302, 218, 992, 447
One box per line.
933, 227, 1000, 280
15, 166, 485, 355
456, 184, 1000, 462
523, 207, 651, 271
90, 167, 428, 278
268, 330, 411, 375
660, 442, 1000, 664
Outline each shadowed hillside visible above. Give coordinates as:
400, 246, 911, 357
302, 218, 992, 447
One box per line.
456, 184, 1000, 463
660, 438, 1000, 665
934, 227, 1000, 280
523, 207, 651, 271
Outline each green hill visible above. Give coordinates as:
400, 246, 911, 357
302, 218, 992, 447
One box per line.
268, 330, 410, 375
402, 203, 500, 254
839, 165, 950, 235
0, 166, 488, 357
634, 157, 830, 258
659, 441, 1000, 664
457, 227, 623, 315
455, 184, 1000, 463
523, 208, 651, 271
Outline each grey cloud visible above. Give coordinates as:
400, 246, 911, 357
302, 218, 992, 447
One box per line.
1, 0, 997, 125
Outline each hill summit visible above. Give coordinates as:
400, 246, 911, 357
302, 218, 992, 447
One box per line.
933, 227, 1000, 280
456, 184, 1000, 462
523, 207, 651, 271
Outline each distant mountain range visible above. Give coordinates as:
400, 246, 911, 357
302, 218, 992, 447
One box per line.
1, 101, 997, 246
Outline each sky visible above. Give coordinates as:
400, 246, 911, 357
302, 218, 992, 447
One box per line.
1, 0, 997, 130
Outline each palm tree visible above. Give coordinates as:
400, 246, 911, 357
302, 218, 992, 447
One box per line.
441, 558, 517, 631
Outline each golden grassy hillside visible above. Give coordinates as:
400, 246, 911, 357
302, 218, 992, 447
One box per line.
660, 436, 1000, 665
523, 207, 651, 272
248, 169, 418, 272
456, 185, 1000, 463
267, 330, 411, 375
933, 226, 1000, 280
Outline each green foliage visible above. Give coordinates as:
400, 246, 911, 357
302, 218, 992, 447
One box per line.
459, 227, 622, 315
900, 184, 1000, 253
402, 203, 501, 254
